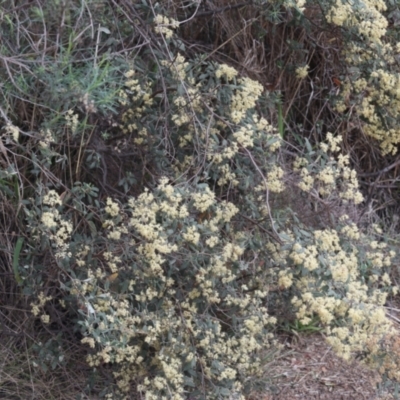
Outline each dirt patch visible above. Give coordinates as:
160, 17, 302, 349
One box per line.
253, 333, 395, 400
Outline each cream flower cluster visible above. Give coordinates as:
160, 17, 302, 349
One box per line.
5, 123, 20, 142
154, 14, 179, 39
326, 0, 354, 27
216, 63, 238, 81
41, 190, 73, 259
230, 77, 263, 124
296, 133, 363, 203
39, 128, 53, 148
119, 69, 154, 135
65, 109, 79, 134
233, 124, 255, 148
353, 68, 400, 154
287, 220, 397, 365
30, 291, 52, 325
162, 53, 188, 80
254, 115, 282, 151
266, 166, 285, 193
76, 181, 277, 398
326, 0, 400, 154
327, 0, 387, 42
295, 65, 309, 79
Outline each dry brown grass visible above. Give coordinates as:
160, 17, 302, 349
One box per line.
251, 334, 389, 400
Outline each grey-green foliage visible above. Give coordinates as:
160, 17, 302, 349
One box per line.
3, 0, 400, 398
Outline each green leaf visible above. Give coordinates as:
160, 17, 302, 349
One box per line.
183, 376, 196, 387
98, 27, 110, 35
219, 387, 232, 396
305, 138, 314, 154
88, 221, 97, 237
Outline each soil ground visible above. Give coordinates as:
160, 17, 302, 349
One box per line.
253, 334, 396, 400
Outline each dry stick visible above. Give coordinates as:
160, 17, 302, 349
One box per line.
94, 24, 102, 69
357, 157, 400, 177
239, 212, 283, 244
114, 0, 171, 107
75, 122, 97, 180
178, 0, 202, 25
192, 17, 258, 66
242, 147, 282, 243
38, 1, 48, 66
83, 0, 95, 40
66, 126, 74, 189
7, 146, 66, 192
1, 56, 34, 86
148, 1, 216, 180
55, 1, 66, 58
190, 1, 254, 18
72, 25, 93, 44
0, 106, 12, 124
284, 32, 317, 119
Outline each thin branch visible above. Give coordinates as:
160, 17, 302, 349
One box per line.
185, 1, 254, 20
242, 147, 283, 243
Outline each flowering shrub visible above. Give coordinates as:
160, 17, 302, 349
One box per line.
21, 39, 286, 396
21, 38, 399, 399
3, 0, 400, 398
321, 0, 400, 154
72, 184, 279, 398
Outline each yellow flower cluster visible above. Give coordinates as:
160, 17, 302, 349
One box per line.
327, 0, 387, 42
326, 132, 342, 152
278, 270, 293, 289
31, 291, 52, 322
105, 197, 120, 217
216, 63, 238, 81
162, 53, 188, 80
295, 0, 306, 11
326, 0, 400, 154
293, 157, 308, 171
288, 217, 397, 366
296, 133, 363, 202
254, 115, 282, 151
217, 164, 239, 187
326, 0, 354, 26
290, 242, 319, 271
233, 124, 255, 148
154, 14, 179, 39
192, 186, 215, 212
295, 65, 309, 79
5, 123, 20, 142
341, 222, 360, 240
31, 292, 53, 317
39, 128, 53, 148
183, 226, 200, 244
266, 166, 285, 193
298, 167, 314, 192
357, 68, 400, 154
75, 180, 278, 397
41, 191, 73, 259
43, 190, 62, 207
118, 69, 155, 136
65, 109, 79, 134
230, 77, 263, 124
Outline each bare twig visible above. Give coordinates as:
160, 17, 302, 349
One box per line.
242, 147, 283, 243
186, 1, 254, 19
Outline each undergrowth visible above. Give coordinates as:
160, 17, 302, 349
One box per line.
1, 0, 400, 399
